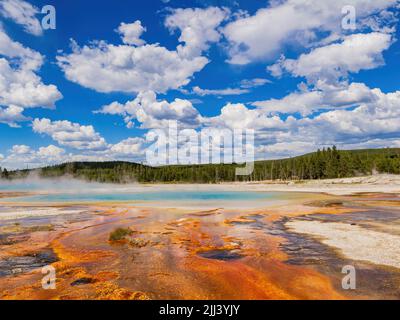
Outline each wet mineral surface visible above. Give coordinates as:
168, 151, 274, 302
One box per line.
0, 192, 399, 300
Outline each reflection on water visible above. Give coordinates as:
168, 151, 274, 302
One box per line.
198, 249, 243, 261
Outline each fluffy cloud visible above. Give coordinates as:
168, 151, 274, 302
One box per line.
96, 91, 201, 129
268, 32, 392, 83
0, 143, 128, 170
2, 2, 399, 166
200, 79, 400, 159
0, 58, 62, 108
0, 139, 148, 169
0, 25, 42, 65
32, 118, 108, 150
0, 27, 62, 126
6, 84, 400, 167
109, 137, 145, 156
0, 105, 28, 127
265, 88, 400, 158
117, 20, 146, 46
37, 145, 65, 157
0, 0, 42, 36
93, 81, 400, 161
57, 7, 230, 95
3, 116, 150, 168
205, 103, 284, 130
252, 82, 376, 116
57, 7, 229, 94
223, 0, 397, 65
165, 7, 229, 59
11, 144, 31, 154
0, 144, 65, 169
0, 135, 149, 169
301, 89, 400, 142
57, 39, 208, 94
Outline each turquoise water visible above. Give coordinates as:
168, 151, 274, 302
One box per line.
2, 191, 277, 203
0, 183, 44, 192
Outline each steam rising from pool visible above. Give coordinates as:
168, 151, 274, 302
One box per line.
0, 175, 136, 193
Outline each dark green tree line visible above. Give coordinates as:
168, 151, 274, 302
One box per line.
3, 147, 400, 183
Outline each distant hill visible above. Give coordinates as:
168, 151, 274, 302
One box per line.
2, 147, 400, 183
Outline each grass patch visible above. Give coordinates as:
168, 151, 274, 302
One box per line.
109, 228, 133, 242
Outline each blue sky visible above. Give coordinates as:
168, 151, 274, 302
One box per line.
0, 0, 400, 169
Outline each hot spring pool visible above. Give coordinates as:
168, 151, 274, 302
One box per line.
1, 190, 278, 203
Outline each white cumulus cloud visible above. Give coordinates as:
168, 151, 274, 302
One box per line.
0, 27, 62, 127
268, 32, 392, 83
96, 91, 202, 129
117, 20, 146, 46
0, 0, 42, 36
57, 7, 229, 95
223, 0, 397, 65
165, 6, 229, 59
32, 118, 108, 151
